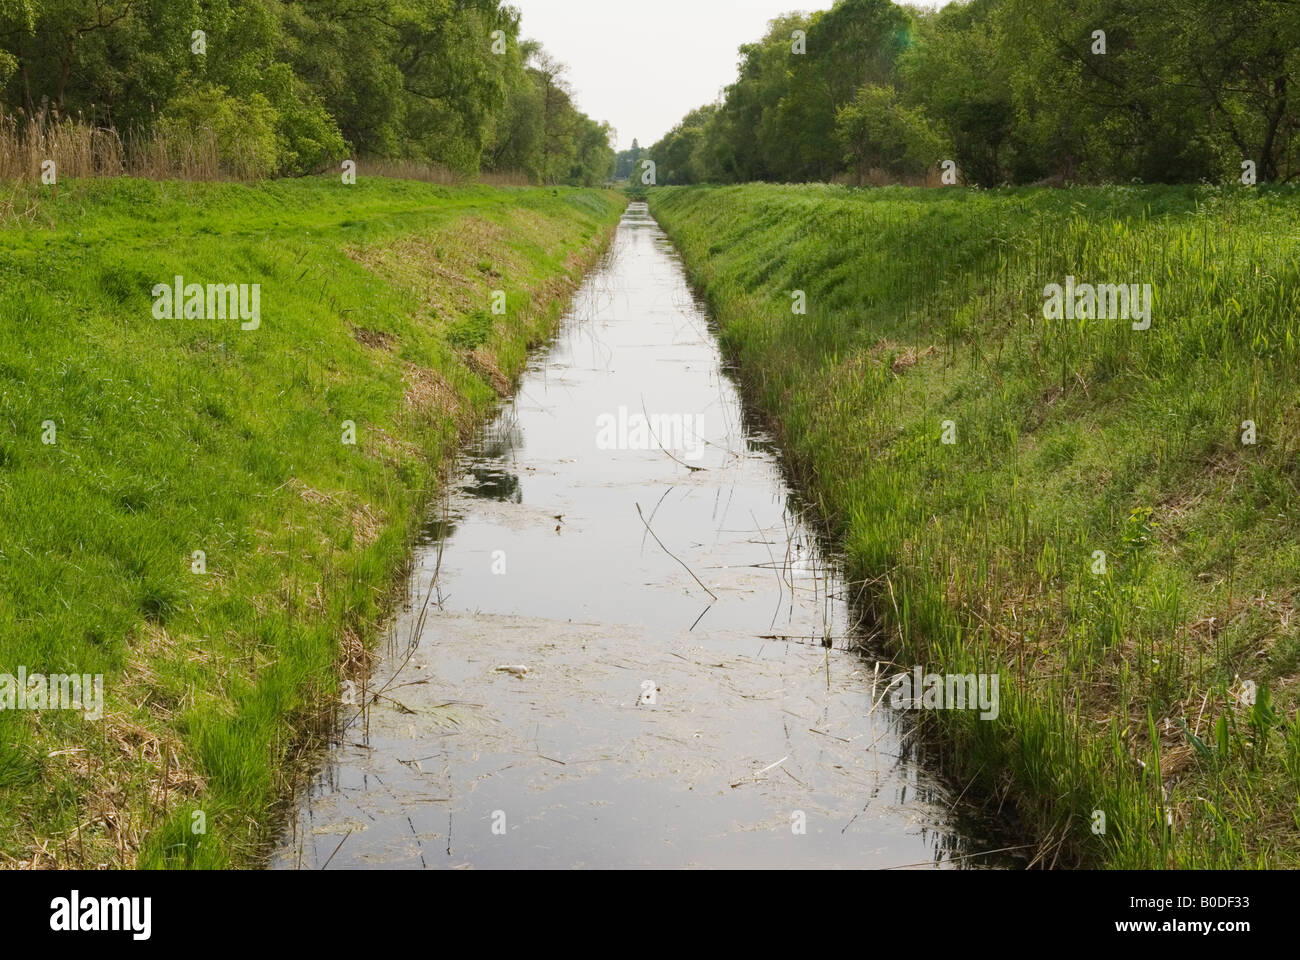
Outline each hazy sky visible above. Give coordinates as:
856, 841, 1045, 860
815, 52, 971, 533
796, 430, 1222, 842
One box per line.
513, 0, 947, 151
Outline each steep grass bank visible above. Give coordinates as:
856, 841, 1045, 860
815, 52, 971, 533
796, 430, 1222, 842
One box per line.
0, 177, 623, 867
651, 183, 1300, 868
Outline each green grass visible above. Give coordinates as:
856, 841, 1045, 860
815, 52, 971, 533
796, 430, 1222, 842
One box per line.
0, 176, 623, 867
650, 182, 1300, 868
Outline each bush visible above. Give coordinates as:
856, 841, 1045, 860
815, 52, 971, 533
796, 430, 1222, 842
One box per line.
836, 84, 948, 181
159, 84, 280, 179
260, 63, 348, 175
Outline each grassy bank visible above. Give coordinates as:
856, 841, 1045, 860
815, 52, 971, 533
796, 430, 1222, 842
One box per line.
650, 183, 1300, 868
0, 177, 623, 867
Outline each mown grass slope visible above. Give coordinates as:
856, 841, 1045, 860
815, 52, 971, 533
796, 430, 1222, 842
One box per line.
0, 177, 622, 867
651, 183, 1300, 868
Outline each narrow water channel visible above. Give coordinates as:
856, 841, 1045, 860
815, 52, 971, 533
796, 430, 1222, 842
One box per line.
274, 202, 1003, 869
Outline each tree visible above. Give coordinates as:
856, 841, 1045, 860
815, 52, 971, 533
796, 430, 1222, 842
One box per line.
836, 83, 946, 181
614, 138, 643, 180
901, 0, 1021, 185
649, 105, 716, 184
0, 0, 615, 182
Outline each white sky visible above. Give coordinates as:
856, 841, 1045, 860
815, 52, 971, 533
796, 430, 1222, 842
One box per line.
512, 0, 950, 150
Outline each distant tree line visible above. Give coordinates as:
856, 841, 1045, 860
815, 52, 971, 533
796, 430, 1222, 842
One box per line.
650, 0, 1300, 186
0, 0, 615, 184
614, 138, 645, 181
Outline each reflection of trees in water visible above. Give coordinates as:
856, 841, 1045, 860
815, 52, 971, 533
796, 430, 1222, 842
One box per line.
417, 514, 459, 546
478, 417, 522, 459
463, 463, 520, 503
460, 408, 524, 503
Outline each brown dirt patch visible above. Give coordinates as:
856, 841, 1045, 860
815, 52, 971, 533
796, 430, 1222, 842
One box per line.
351, 326, 396, 350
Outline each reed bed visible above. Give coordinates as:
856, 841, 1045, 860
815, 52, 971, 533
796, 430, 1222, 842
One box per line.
0, 108, 231, 181
1, 111, 537, 188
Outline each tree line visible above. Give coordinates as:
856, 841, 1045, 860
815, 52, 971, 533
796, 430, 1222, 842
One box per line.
0, 0, 615, 184
649, 0, 1300, 187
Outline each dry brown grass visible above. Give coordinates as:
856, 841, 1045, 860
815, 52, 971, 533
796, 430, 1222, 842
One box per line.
831, 166, 932, 188
5, 696, 207, 870
0, 108, 237, 181
354, 157, 460, 185
0, 109, 538, 185
354, 157, 532, 187
478, 168, 533, 187
350, 325, 396, 351
0, 182, 41, 226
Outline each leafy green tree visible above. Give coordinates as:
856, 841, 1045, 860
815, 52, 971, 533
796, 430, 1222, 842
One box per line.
482, 31, 543, 178
2, 0, 195, 125
572, 114, 615, 185
650, 0, 1300, 188
1163, 0, 1300, 182
998, 0, 1213, 183
901, 0, 1022, 185
159, 83, 279, 177
614, 138, 643, 180
649, 105, 716, 184
836, 83, 946, 180
277, 0, 408, 158
709, 13, 810, 182
0, 0, 35, 89
0, 0, 613, 182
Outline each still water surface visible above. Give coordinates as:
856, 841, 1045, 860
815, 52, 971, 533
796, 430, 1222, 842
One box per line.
274, 202, 1007, 869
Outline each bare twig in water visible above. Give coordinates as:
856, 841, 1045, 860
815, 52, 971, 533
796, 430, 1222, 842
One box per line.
371, 693, 416, 714
808, 727, 854, 743
751, 509, 784, 632
641, 485, 674, 553
757, 634, 852, 643
635, 502, 718, 600
730, 755, 788, 788
321, 828, 353, 870
342, 485, 450, 732
641, 397, 705, 472
879, 843, 1036, 871
689, 604, 712, 632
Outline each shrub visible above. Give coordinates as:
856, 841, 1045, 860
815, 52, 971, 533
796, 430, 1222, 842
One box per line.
159, 84, 280, 179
